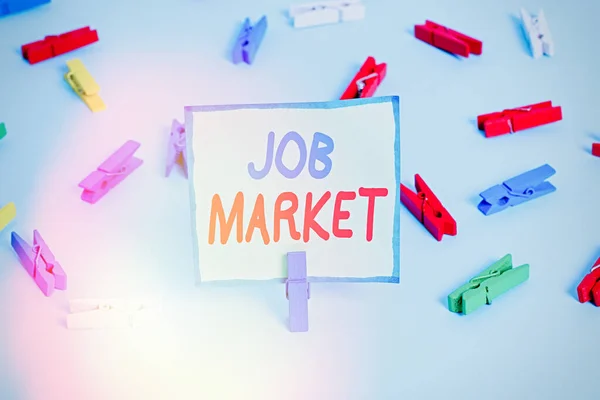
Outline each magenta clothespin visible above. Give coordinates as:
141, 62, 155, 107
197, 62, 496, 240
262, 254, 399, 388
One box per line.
78, 140, 143, 204
286, 251, 310, 332
11, 230, 66, 297
166, 119, 187, 178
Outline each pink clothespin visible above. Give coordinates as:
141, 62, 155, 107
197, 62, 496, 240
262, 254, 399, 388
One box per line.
78, 140, 143, 204
166, 119, 187, 178
11, 230, 66, 296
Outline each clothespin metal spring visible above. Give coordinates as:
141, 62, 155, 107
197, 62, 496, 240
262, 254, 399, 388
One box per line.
355, 72, 378, 96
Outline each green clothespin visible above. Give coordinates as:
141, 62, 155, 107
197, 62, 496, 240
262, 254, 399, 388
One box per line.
448, 254, 529, 315
0, 123, 6, 141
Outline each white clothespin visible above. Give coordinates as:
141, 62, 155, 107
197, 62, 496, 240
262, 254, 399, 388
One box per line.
67, 298, 161, 329
289, 0, 365, 28
520, 8, 554, 59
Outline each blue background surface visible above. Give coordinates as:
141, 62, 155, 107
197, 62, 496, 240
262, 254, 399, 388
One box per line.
0, 0, 599, 399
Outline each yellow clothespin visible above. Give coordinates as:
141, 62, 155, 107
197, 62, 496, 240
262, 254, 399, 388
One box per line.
64, 59, 106, 112
0, 202, 16, 232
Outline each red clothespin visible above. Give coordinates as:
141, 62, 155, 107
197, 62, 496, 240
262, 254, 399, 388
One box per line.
414, 20, 482, 57
592, 143, 600, 157
400, 174, 456, 241
340, 56, 386, 100
21, 26, 99, 65
577, 257, 600, 306
477, 101, 562, 138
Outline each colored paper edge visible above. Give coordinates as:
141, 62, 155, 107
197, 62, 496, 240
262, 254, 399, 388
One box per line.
184, 96, 400, 285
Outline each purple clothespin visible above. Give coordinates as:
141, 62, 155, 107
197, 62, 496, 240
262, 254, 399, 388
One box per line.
78, 140, 143, 204
11, 230, 66, 296
286, 251, 310, 332
232, 16, 268, 65
166, 119, 187, 178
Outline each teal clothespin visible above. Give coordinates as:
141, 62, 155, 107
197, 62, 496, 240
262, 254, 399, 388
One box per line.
0, 123, 6, 141
448, 254, 529, 315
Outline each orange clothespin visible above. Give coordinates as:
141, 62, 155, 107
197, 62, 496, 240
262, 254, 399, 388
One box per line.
400, 174, 457, 241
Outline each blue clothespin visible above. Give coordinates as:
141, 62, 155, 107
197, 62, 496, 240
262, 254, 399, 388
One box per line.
286, 251, 310, 332
0, 0, 50, 17
232, 16, 267, 65
478, 164, 556, 216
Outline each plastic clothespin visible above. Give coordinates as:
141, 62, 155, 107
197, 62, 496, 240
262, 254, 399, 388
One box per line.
78, 140, 143, 204
520, 8, 554, 59
414, 20, 482, 57
64, 58, 105, 112
0, 202, 16, 232
232, 16, 267, 65
286, 251, 310, 332
11, 230, 66, 296
400, 174, 456, 241
577, 257, 600, 306
0, 0, 50, 17
67, 298, 161, 329
0, 122, 6, 141
340, 56, 386, 100
478, 164, 556, 216
448, 254, 529, 315
289, 0, 365, 28
477, 101, 562, 138
166, 119, 187, 178
591, 143, 600, 157
22, 26, 98, 65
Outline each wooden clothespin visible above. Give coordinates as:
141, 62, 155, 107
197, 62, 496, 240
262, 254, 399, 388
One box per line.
340, 56, 386, 100
78, 140, 143, 204
286, 251, 310, 332
289, 0, 365, 28
11, 230, 67, 296
64, 58, 105, 112
577, 257, 600, 306
520, 8, 554, 59
448, 254, 529, 315
478, 164, 556, 216
400, 174, 456, 241
414, 20, 482, 57
477, 101, 562, 138
232, 16, 267, 65
166, 119, 187, 178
